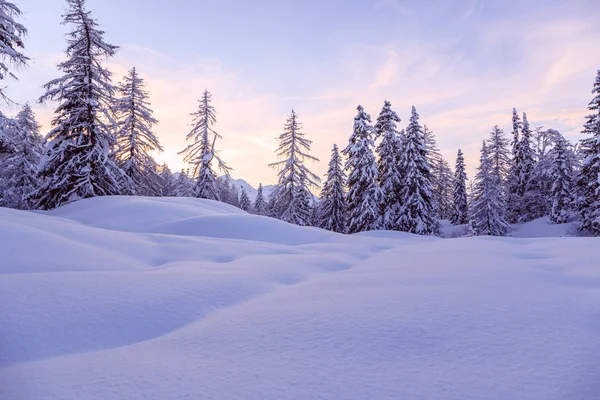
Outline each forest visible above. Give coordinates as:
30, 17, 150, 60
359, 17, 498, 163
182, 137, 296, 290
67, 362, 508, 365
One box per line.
1, 0, 599, 237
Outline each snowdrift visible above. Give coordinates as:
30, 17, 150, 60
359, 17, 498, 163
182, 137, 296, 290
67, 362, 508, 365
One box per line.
1, 196, 598, 400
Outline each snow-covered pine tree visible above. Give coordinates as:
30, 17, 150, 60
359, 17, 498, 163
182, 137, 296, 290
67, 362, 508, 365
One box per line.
576, 70, 600, 235
523, 127, 560, 220
173, 169, 194, 197
423, 125, 441, 167
0, 104, 43, 209
317, 143, 347, 233
31, 0, 126, 210
506, 109, 522, 222
487, 125, 510, 188
431, 156, 453, 219
397, 106, 439, 235
179, 90, 229, 200
0, 0, 28, 102
253, 182, 266, 215
239, 186, 251, 211
549, 135, 573, 224
471, 141, 510, 236
374, 100, 402, 230
343, 105, 380, 233
268, 110, 320, 226
158, 163, 176, 196
510, 108, 521, 162
113, 67, 163, 196
450, 149, 469, 225
515, 113, 537, 222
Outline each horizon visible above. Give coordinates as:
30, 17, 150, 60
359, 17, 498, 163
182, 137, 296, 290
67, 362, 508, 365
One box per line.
5, 0, 600, 186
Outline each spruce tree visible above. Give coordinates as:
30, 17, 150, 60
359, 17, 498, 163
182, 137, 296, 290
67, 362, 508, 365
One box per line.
374, 100, 402, 229
0, 0, 28, 102
397, 106, 438, 235
253, 183, 266, 215
577, 70, 600, 235
549, 136, 573, 224
158, 163, 176, 196
506, 109, 522, 221
179, 90, 229, 200
488, 125, 510, 187
269, 110, 320, 226
450, 149, 469, 225
472, 141, 510, 236
239, 186, 251, 211
113, 67, 162, 196
431, 156, 453, 219
174, 169, 194, 197
317, 143, 347, 233
32, 0, 125, 210
0, 105, 43, 209
343, 105, 380, 233
516, 113, 537, 221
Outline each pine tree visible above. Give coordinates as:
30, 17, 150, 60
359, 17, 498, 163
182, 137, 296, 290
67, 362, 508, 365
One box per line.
397, 106, 438, 235
374, 100, 402, 230
113, 67, 162, 196
253, 182, 266, 215
472, 141, 510, 236
239, 186, 251, 211
158, 163, 176, 196
431, 156, 453, 219
179, 90, 229, 200
31, 0, 125, 210
316, 143, 347, 233
515, 113, 537, 222
506, 109, 522, 222
343, 105, 380, 233
487, 125, 510, 187
577, 70, 600, 235
174, 169, 194, 197
549, 136, 573, 224
450, 149, 469, 225
0, 105, 43, 209
268, 110, 320, 226
0, 0, 28, 102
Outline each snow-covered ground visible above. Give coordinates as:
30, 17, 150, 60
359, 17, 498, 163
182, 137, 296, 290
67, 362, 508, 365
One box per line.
1, 196, 598, 400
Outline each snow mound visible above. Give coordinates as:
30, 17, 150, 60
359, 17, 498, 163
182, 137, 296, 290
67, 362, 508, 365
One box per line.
1, 196, 599, 400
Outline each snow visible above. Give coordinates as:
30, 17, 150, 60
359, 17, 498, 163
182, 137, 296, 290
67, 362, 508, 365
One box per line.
1, 196, 599, 400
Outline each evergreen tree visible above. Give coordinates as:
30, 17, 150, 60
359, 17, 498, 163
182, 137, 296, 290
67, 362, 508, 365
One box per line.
343, 105, 380, 233
269, 110, 320, 226
179, 90, 229, 200
397, 106, 438, 235
31, 0, 125, 210
253, 182, 266, 215
450, 149, 469, 225
431, 156, 453, 219
472, 141, 510, 236
0, 105, 43, 209
158, 163, 176, 196
239, 186, 251, 211
506, 109, 522, 221
577, 70, 600, 235
549, 136, 573, 224
113, 67, 162, 196
0, 0, 28, 102
515, 113, 537, 221
316, 143, 347, 233
487, 125, 510, 187
174, 169, 194, 197
374, 100, 402, 229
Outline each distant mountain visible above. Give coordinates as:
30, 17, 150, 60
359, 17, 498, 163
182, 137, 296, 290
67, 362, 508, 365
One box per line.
218, 176, 277, 202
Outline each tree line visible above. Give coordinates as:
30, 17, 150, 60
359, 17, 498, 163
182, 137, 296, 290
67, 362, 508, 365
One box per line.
1, 0, 599, 237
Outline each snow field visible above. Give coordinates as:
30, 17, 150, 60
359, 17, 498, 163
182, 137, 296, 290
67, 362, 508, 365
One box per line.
1, 196, 598, 400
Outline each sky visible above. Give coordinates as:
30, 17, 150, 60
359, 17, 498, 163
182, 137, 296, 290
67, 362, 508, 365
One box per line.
5, 0, 600, 187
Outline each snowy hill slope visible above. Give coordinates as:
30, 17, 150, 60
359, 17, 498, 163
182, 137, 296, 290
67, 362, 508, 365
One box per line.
1, 196, 599, 400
